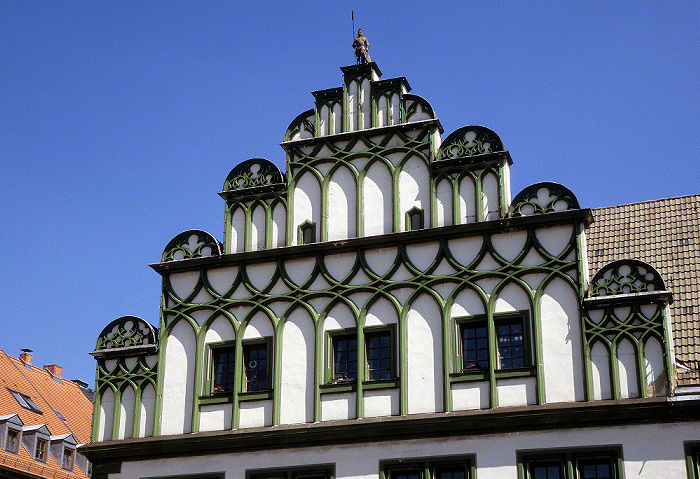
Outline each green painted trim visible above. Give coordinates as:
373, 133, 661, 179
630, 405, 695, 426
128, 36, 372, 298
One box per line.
198, 394, 232, 405
238, 390, 274, 401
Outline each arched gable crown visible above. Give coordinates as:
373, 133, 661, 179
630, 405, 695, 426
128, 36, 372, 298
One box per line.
509, 182, 580, 217
162, 230, 222, 262
436, 125, 504, 161
223, 158, 285, 193
589, 259, 667, 297
93, 316, 158, 356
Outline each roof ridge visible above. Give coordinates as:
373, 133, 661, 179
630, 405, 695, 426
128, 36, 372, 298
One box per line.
592, 193, 700, 211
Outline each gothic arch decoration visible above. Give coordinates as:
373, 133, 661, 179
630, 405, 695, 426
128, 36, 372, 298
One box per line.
437, 126, 504, 161
581, 260, 673, 400
589, 259, 667, 297
223, 158, 285, 192
162, 230, 222, 262
94, 316, 159, 352
509, 182, 580, 217
91, 316, 159, 441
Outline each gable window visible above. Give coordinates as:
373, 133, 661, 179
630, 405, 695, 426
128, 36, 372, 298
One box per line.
62, 447, 75, 471
381, 456, 474, 479
298, 221, 316, 245
212, 344, 236, 393
332, 334, 357, 381
455, 312, 531, 380
327, 327, 396, 386
518, 447, 621, 479
35, 438, 48, 462
9, 389, 43, 414
406, 207, 424, 231
4, 428, 19, 454
243, 341, 269, 392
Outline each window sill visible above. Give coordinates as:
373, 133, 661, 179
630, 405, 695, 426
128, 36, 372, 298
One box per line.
238, 390, 273, 401
450, 367, 534, 383
200, 393, 233, 405
320, 378, 399, 394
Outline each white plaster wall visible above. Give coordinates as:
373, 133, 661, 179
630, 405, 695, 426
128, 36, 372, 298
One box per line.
540, 278, 585, 403
246, 262, 278, 292
377, 96, 388, 127
491, 231, 527, 263
363, 161, 393, 236
280, 309, 315, 425
272, 202, 286, 248
169, 271, 200, 302
206, 266, 237, 296
139, 383, 156, 438
399, 156, 430, 232
110, 422, 699, 479
617, 338, 640, 399
324, 252, 357, 283
590, 341, 613, 400
644, 337, 666, 396
284, 257, 315, 288
328, 166, 357, 241
332, 103, 342, 135
436, 179, 452, 227
407, 294, 443, 414
97, 387, 114, 441
293, 174, 321, 245
364, 389, 399, 417
324, 302, 357, 331
482, 172, 500, 220
321, 392, 355, 421
459, 176, 476, 224
348, 80, 357, 131
390, 93, 400, 125
406, 242, 440, 273
365, 297, 399, 327
161, 320, 196, 435
360, 78, 371, 130
320, 104, 329, 136
199, 404, 231, 432
535, 225, 574, 258
494, 282, 530, 314
497, 377, 537, 407
251, 204, 266, 251
452, 381, 489, 410
232, 208, 246, 253
239, 400, 272, 428
117, 386, 135, 440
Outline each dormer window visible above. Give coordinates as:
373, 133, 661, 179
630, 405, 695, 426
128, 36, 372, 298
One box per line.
406, 207, 424, 231
62, 447, 75, 471
35, 438, 48, 462
4, 428, 19, 454
299, 221, 316, 245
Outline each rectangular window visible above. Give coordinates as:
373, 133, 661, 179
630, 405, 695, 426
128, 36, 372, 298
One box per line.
458, 313, 529, 372
243, 342, 269, 392
35, 438, 48, 462
62, 447, 75, 471
382, 456, 473, 479
685, 442, 700, 479
333, 334, 358, 381
518, 447, 621, 479
5, 429, 19, 454
366, 330, 392, 381
212, 345, 236, 393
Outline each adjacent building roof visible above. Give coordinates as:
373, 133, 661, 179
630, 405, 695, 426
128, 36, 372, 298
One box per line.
0, 349, 92, 479
587, 194, 700, 386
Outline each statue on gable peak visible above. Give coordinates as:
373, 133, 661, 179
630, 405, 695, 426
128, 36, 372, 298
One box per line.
353, 29, 371, 65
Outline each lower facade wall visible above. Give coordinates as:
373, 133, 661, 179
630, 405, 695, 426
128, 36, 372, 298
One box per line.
108, 421, 699, 478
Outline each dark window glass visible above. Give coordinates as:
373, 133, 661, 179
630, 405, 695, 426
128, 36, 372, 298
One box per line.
497, 319, 525, 369
578, 458, 612, 479
213, 346, 236, 392
462, 322, 489, 369
302, 225, 315, 244
10, 390, 42, 414
334, 336, 357, 380
367, 331, 392, 380
436, 466, 466, 479
391, 468, 420, 479
244, 343, 268, 391
62, 448, 74, 470
528, 461, 562, 479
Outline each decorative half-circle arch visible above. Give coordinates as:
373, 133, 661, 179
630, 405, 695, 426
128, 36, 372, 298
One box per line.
94, 316, 158, 353
509, 182, 580, 217
437, 126, 504, 160
223, 158, 285, 192
590, 259, 667, 297
162, 230, 222, 262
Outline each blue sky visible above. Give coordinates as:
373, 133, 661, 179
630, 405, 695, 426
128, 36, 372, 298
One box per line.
1, 2, 698, 386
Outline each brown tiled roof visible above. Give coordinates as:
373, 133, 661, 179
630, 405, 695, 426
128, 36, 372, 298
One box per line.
586, 194, 700, 386
0, 349, 92, 479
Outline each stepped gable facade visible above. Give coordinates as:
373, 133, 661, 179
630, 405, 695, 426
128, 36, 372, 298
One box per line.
82, 63, 700, 479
